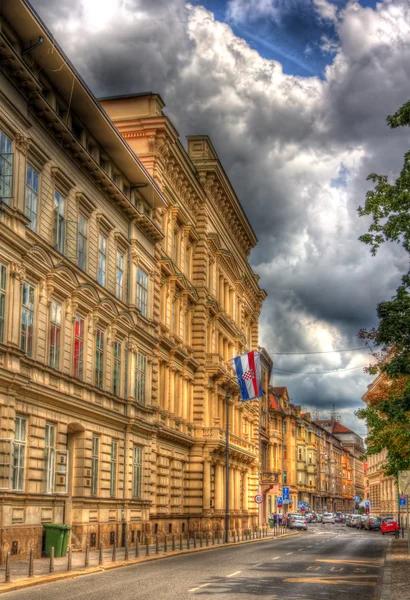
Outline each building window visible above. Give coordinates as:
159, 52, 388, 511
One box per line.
283, 422, 287, 434
49, 300, 62, 369
21, 282, 34, 357
53, 190, 65, 253
116, 251, 124, 301
136, 268, 148, 317
25, 164, 39, 231
98, 233, 107, 286
73, 315, 85, 379
132, 446, 142, 498
77, 214, 88, 271
110, 439, 117, 497
44, 423, 55, 493
95, 329, 104, 389
0, 130, 13, 205
134, 352, 146, 406
0, 263, 6, 343
185, 245, 191, 278
283, 471, 287, 484
113, 341, 121, 396
91, 435, 99, 496
12, 416, 26, 491
172, 229, 178, 264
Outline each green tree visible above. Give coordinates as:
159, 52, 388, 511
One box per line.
357, 99, 410, 476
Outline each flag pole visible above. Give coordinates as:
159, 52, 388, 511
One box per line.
225, 389, 230, 543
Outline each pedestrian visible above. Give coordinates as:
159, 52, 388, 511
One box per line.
273, 513, 278, 527
278, 513, 283, 526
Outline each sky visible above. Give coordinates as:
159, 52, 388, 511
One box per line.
30, 0, 410, 435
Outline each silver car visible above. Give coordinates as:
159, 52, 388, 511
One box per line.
289, 515, 308, 530
322, 512, 335, 524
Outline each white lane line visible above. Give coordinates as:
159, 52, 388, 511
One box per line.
297, 548, 303, 551
272, 556, 280, 560
189, 584, 210, 592
286, 552, 293, 555
226, 571, 242, 578
307, 545, 313, 548
254, 562, 264, 567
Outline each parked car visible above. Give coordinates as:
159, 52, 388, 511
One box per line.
349, 514, 360, 527
381, 517, 399, 535
289, 515, 308, 531
322, 512, 335, 524
365, 516, 381, 531
285, 513, 299, 527
356, 514, 368, 529
305, 513, 313, 523
316, 513, 323, 523
310, 513, 318, 523
334, 512, 345, 523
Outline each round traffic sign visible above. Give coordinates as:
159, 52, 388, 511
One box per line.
254, 494, 263, 504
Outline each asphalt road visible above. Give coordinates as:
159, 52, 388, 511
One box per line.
3, 524, 389, 600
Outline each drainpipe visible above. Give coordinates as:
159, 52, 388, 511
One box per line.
122, 219, 132, 544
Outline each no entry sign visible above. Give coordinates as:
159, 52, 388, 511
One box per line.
254, 494, 263, 504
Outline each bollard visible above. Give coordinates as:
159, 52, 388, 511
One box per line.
194, 532, 197, 549
146, 536, 150, 556
136, 536, 140, 558
49, 546, 55, 574
124, 538, 129, 561
28, 548, 34, 578
155, 535, 159, 555
99, 542, 104, 565
5, 552, 10, 583
68, 545, 72, 571
172, 534, 176, 551
217, 530, 220, 545
187, 534, 190, 550
205, 532, 209, 547
199, 533, 202, 548
164, 535, 168, 553
112, 538, 117, 562
85, 543, 90, 568
180, 533, 183, 551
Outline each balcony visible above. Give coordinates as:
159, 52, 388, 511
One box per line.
297, 461, 307, 471
205, 353, 227, 379
261, 471, 280, 484
307, 464, 316, 474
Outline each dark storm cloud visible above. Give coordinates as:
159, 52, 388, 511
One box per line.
29, 0, 410, 430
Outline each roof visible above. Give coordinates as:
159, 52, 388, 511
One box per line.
315, 420, 355, 435
271, 387, 287, 396
269, 394, 283, 412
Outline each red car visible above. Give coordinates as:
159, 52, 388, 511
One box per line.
381, 517, 399, 535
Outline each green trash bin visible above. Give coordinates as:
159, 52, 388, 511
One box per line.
61, 525, 72, 557
268, 518, 274, 529
43, 524, 67, 558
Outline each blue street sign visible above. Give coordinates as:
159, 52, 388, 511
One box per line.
400, 496, 407, 507
365, 501, 370, 508
298, 500, 303, 507
282, 487, 290, 501
354, 496, 360, 502
277, 496, 283, 505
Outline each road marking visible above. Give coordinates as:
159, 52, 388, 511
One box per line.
226, 571, 242, 578
306, 566, 321, 571
297, 548, 303, 551
272, 556, 280, 560
315, 559, 382, 567
254, 562, 264, 567
307, 545, 313, 548
189, 584, 210, 592
283, 577, 377, 587
286, 552, 293, 555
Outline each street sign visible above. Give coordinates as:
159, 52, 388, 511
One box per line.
298, 500, 303, 507
365, 501, 370, 509
254, 494, 263, 504
400, 496, 407, 507
354, 496, 360, 502
282, 487, 290, 501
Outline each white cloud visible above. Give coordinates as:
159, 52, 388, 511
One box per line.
30, 0, 410, 427
312, 0, 338, 22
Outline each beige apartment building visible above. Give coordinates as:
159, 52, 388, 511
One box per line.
0, 0, 268, 559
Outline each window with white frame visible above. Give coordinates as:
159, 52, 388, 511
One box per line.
134, 352, 146, 405
0, 263, 6, 343
91, 434, 99, 496
95, 329, 104, 389
98, 233, 107, 287
113, 341, 121, 396
116, 251, 124, 301
110, 439, 117, 497
21, 282, 34, 357
0, 130, 13, 205
132, 445, 142, 498
73, 315, 84, 379
25, 164, 39, 232
53, 190, 65, 253
77, 214, 88, 271
136, 267, 148, 317
12, 416, 26, 491
44, 422, 56, 493
49, 300, 62, 369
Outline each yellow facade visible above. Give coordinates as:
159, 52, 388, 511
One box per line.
0, 2, 267, 559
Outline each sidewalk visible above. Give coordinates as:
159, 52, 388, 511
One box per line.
0, 528, 297, 594
380, 538, 410, 600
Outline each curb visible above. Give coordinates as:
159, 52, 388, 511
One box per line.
0, 532, 300, 594
379, 538, 392, 600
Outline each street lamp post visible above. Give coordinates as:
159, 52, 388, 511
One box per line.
225, 390, 230, 543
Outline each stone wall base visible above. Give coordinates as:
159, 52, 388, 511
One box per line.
0, 526, 44, 562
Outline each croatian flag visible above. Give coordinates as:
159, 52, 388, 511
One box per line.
233, 351, 263, 401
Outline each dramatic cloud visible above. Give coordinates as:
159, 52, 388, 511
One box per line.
30, 0, 410, 433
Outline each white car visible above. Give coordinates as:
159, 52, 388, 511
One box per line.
322, 512, 335, 524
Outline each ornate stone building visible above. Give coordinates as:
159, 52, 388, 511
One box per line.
0, 1, 268, 559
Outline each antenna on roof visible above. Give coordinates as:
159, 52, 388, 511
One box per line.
330, 404, 341, 422
314, 410, 320, 422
